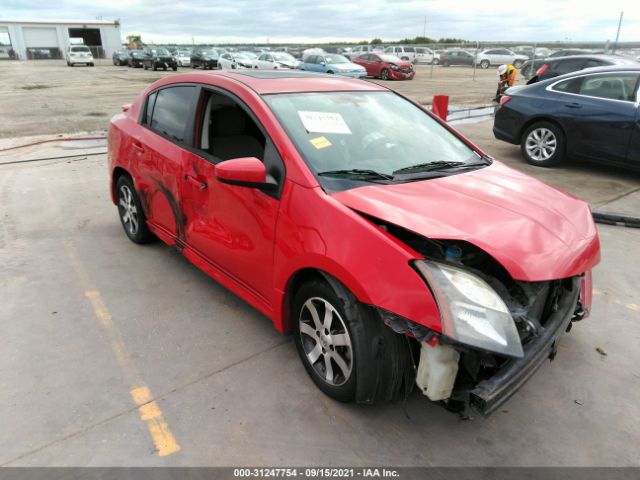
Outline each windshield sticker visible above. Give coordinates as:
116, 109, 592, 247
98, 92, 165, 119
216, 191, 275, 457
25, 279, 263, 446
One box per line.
309, 136, 332, 150
298, 111, 352, 135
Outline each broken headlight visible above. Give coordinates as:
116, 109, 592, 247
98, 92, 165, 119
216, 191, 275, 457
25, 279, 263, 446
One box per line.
414, 260, 524, 358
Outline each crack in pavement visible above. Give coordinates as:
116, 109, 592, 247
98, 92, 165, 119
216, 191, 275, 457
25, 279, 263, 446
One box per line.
593, 186, 640, 209
0, 338, 291, 466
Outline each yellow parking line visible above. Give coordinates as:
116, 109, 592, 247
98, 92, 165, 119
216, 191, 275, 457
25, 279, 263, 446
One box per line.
64, 241, 181, 457
131, 386, 181, 456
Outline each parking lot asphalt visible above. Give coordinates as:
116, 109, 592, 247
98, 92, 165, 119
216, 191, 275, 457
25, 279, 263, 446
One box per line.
1, 60, 640, 467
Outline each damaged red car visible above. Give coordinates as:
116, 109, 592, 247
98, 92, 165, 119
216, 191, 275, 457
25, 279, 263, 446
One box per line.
108, 70, 600, 415
352, 53, 415, 80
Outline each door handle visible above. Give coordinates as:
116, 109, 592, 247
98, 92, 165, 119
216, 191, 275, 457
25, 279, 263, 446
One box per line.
184, 174, 207, 190
131, 141, 145, 154
565, 102, 582, 109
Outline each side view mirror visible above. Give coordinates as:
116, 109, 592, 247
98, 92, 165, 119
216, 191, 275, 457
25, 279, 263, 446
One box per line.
320, 61, 326, 66
216, 157, 277, 191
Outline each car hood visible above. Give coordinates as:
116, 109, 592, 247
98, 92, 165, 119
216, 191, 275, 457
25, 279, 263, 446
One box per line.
330, 162, 600, 281
390, 60, 413, 68
330, 62, 365, 71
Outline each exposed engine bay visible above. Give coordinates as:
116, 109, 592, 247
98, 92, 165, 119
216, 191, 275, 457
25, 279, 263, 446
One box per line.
371, 218, 584, 415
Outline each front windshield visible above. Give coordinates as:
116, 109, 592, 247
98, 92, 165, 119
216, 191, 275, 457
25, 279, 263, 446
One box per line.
152, 48, 170, 56
273, 52, 295, 62
202, 49, 219, 56
71, 46, 90, 52
324, 55, 349, 64
379, 55, 402, 62
263, 91, 481, 185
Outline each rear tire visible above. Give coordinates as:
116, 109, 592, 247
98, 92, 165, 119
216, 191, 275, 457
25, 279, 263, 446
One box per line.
116, 175, 154, 244
172, 66, 177, 71
432, 58, 439, 65
521, 121, 565, 167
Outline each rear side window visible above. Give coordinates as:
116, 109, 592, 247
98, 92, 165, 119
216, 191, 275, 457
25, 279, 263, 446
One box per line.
148, 86, 196, 142
552, 77, 584, 94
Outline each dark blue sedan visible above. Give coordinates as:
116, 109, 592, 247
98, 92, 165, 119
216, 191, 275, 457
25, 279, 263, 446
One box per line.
493, 66, 640, 167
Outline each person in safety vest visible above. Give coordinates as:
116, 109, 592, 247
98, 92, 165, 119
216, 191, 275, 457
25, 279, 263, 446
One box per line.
495, 63, 517, 101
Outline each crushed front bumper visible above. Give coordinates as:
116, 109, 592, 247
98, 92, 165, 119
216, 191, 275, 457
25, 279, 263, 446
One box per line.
466, 277, 581, 415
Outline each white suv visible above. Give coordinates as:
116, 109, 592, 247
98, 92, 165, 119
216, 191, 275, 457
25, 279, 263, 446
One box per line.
475, 48, 528, 69
414, 47, 436, 64
345, 45, 383, 60
384, 45, 417, 62
66, 45, 94, 67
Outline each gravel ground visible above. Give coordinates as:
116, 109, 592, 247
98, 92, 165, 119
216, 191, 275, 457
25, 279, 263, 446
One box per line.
0, 59, 506, 139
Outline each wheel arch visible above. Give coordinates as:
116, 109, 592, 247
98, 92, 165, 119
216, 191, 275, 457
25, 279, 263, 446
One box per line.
111, 166, 132, 205
279, 266, 370, 336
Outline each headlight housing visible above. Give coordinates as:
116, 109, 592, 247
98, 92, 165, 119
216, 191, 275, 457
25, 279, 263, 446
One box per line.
414, 260, 524, 358
390, 64, 400, 71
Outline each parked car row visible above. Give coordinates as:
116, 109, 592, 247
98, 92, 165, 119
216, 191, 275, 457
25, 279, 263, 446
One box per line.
112, 48, 177, 70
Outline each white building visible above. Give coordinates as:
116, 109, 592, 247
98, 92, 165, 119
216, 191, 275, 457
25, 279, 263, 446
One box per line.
0, 19, 122, 60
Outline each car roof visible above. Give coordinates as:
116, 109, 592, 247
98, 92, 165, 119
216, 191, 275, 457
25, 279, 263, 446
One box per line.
526, 64, 640, 89
546, 54, 636, 63
225, 70, 384, 94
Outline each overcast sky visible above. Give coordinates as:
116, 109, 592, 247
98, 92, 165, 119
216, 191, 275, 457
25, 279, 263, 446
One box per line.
2, 0, 639, 44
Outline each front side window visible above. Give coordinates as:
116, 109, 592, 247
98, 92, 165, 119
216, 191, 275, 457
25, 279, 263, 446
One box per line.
578, 74, 640, 101
148, 86, 196, 142
263, 91, 481, 190
273, 53, 294, 62
324, 55, 349, 64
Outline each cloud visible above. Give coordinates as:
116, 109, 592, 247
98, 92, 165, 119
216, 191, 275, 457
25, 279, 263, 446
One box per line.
1, 0, 639, 43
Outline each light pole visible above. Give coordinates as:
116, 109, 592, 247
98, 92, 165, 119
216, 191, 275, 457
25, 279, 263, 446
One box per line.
613, 10, 623, 53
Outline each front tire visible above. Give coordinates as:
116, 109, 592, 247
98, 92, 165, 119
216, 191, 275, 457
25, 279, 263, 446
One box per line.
521, 122, 565, 167
432, 58, 439, 65
514, 60, 523, 68
292, 278, 413, 404
380, 68, 389, 80
480, 60, 490, 69
116, 175, 154, 244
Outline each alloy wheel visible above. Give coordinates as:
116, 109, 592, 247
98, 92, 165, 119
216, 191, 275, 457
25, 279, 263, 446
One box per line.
118, 185, 139, 235
525, 128, 557, 162
298, 297, 353, 386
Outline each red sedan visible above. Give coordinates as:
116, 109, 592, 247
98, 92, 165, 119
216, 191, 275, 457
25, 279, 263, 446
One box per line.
108, 70, 599, 416
352, 53, 415, 80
